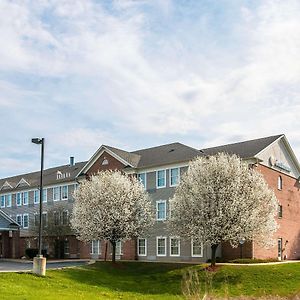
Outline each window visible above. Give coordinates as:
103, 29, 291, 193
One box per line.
23, 214, 29, 229
138, 238, 147, 256
34, 190, 39, 204
16, 214, 22, 226
278, 205, 283, 218
6, 194, 12, 207
138, 173, 146, 189
191, 239, 203, 257
156, 170, 166, 188
64, 240, 70, 255
116, 241, 122, 255
43, 188, 47, 203
170, 237, 180, 256
91, 240, 100, 255
156, 200, 166, 221
278, 176, 282, 190
16, 193, 22, 206
170, 168, 180, 187
53, 187, 60, 201
34, 213, 39, 227
23, 191, 29, 205
62, 211, 69, 225
54, 211, 60, 226
157, 237, 167, 256
1, 195, 5, 208
61, 185, 68, 200
42, 212, 47, 228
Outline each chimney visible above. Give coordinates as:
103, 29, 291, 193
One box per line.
70, 156, 75, 166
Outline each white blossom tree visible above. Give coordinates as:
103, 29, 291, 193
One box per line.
71, 170, 154, 263
168, 153, 278, 266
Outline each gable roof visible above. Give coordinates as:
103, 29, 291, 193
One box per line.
201, 134, 283, 159
0, 161, 87, 192
133, 142, 201, 168
0, 210, 19, 230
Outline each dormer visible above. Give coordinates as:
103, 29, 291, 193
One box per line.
0, 181, 13, 190
16, 178, 30, 188
56, 170, 71, 180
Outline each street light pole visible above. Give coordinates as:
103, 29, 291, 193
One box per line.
31, 137, 46, 276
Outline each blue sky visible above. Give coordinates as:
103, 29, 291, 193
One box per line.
1, 0, 300, 178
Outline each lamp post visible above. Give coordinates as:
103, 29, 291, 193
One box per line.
31, 137, 46, 276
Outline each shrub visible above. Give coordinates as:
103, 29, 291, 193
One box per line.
25, 248, 48, 259
228, 258, 278, 264
207, 257, 227, 263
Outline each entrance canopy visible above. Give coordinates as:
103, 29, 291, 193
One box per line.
0, 210, 19, 231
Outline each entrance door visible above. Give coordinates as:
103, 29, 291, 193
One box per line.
54, 240, 65, 259
278, 238, 283, 260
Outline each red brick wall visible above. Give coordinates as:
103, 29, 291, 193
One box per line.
222, 241, 253, 260
253, 164, 300, 260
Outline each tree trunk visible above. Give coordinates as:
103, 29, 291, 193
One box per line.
211, 244, 218, 267
111, 240, 116, 264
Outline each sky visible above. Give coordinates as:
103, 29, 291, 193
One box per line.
1, 0, 300, 178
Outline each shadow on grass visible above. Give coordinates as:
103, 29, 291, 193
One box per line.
59, 261, 195, 296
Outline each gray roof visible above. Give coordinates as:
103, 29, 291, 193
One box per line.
0, 210, 19, 230
201, 134, 283, 158
132, 142, 201, 168
0, 161, 87, 192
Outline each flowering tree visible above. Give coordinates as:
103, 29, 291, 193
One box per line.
71, 170, 154, 263
168, 153, 278, 266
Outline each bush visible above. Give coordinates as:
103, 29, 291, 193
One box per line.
228, 258, 278, 264
25, 248, 48, 259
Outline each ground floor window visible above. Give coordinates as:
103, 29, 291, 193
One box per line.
170, 237, 180, 256
156, 237, 167, 256
91, 240, 100, 255
138, 238, 147, 256
64, 240, 70, 255
116, 241, 122, 255
191, 239, 203, 257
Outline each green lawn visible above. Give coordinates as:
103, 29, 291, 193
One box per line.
0, 261, 300, 299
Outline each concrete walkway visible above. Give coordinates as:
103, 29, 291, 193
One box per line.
218, 260, 300, 266
0, 259, 91, 272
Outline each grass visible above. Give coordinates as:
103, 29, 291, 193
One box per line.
0, 261, 299, 299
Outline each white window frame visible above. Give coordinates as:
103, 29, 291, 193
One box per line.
34, 190, 39, 204
61, 185, 68, 201
42, 212, 48, 228
0, 195, 5, 208
156, 236, 167, 257
169, 168, 180, 187
23, 191, 29, 205
91, 240, 100, 255
116, 240, 123, 255
278, 176, 283, 190
191, 239, 203, 257
43, 188, 47, 203
156, 169, 166, 189
62, 210, 69, 225
16, 214, 22, 226
6, 194, 12, 208
23, 214, 29, 229
137, 173, 147, 190
16, 192, 22, 206
53, 187, 60, 201
156, 200, 167, 221
170, 237, 180, 257
138, 238, 147, 256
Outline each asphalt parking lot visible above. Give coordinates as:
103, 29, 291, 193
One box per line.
0, 259, 90, 272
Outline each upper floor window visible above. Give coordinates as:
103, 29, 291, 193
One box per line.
16, 193, 22, 206
23, 192, 29, 205
23, 214, 29, 229
278, 205, 283, 218
61, 186, 68, 200
53, 187, 60, 201
138, 173, 146, 189
278, 176, 282, 190
156, 170, 166, 188
6, 194, 12, 207
156, 200, 166, 221
1, 195, 5, 208
62, 211, 69, 225
34, 190, 39, 204
43, 189, 47, 203
42, 212, 48, 228
170, 168, 180, 187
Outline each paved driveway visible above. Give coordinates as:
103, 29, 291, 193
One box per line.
0, 259, 90, 272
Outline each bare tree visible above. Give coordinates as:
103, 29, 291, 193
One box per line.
71, 170, 154, 263
168, 153, 278, 266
